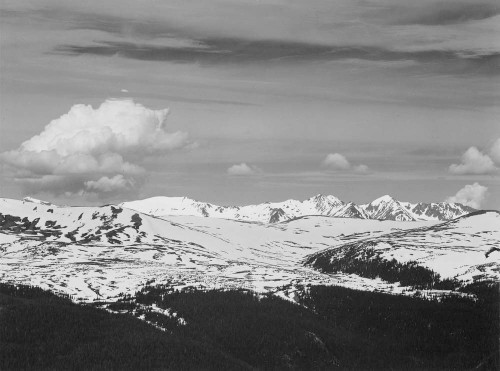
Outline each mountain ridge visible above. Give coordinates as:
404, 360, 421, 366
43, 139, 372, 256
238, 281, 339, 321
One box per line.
119, 193, 476, 223
1, 196, 498, 301
304, 210, 500, 284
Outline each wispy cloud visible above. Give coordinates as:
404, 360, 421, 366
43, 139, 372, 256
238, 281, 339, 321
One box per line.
51, 38, 499, 75
367, 1, 500, 26
4, 2, 498, 75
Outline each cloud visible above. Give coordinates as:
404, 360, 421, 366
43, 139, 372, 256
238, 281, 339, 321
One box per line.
490, 138, 500, 163
445, 182, 488, 208
322, 153, 369, 174
449, 146, 498, 175
322, 153, 350, 170
353, 164, 369, 174
52, 39, 500, 76
370, 1, 500, 26
227, 163, 261, 176
0, 99, 192, 197
4, 2, 500, 78
84, 174, 132, 193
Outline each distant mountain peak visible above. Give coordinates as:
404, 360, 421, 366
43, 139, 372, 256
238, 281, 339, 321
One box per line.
120, 193, 477, 223
363, 195, 415, 221
308, 194, 342, 205
370, 195, 396, 205
2, 195, 498, 303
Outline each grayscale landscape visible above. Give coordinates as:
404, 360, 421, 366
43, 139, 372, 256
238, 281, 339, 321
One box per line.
0, 1, 499, 370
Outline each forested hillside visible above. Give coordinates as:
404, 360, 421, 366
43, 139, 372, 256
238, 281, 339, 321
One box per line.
1, 282, 497, 370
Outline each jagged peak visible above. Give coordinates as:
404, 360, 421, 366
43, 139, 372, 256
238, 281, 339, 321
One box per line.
308, 194, 342, 204
119, 193, 477, 222
311, 193, 326, 198
308, 194, 326, 202
370, 195, 397, 205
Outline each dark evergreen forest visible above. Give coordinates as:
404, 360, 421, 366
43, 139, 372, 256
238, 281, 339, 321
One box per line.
1, 282, 498, 370
306, 246, 465, 290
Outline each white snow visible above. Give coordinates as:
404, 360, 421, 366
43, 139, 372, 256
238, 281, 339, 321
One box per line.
0, 197, 497, 303
321, 211, 500, 282
0, 233, 18, 244
121, 193, 472, 223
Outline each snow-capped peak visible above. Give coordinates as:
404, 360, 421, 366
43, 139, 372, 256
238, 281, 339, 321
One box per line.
308, 194, 343, 212
362, 195, 416, 221
369, 195, 396, 205
310, 194, 342, 203
1, 196, 497, 303
120, 193, 477, 223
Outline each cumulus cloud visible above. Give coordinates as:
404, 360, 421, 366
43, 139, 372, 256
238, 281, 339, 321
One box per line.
445, 182, 488, 209
353, 164, 369, 174
449, 146, 498, 175
490, 138, 500, 163
0, 99, 192, 197
322, 153, 350, 170
85, 175, 132, 193
322, 153, 369, 174
227, 163, 262, 176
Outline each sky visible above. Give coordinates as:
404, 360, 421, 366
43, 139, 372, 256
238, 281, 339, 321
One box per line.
0, 0, 499, 208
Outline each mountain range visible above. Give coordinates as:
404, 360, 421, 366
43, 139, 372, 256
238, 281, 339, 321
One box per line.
121, 194, 476, 223
0, 196, 497, 303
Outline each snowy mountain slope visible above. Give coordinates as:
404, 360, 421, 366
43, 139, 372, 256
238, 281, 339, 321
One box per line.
121, 194, 474, 223
330, 202, 368, 219
121, 194, 346, 223
360, 195, 416, 221
305, 211, 500, 283
0, 197, 211, 246
23, 196, 54, 206
1, 197, 446, 301
359, 195, 475, 222
117, 196, 214, 218
399, 201, 475, 221
0, 198, 278, 262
